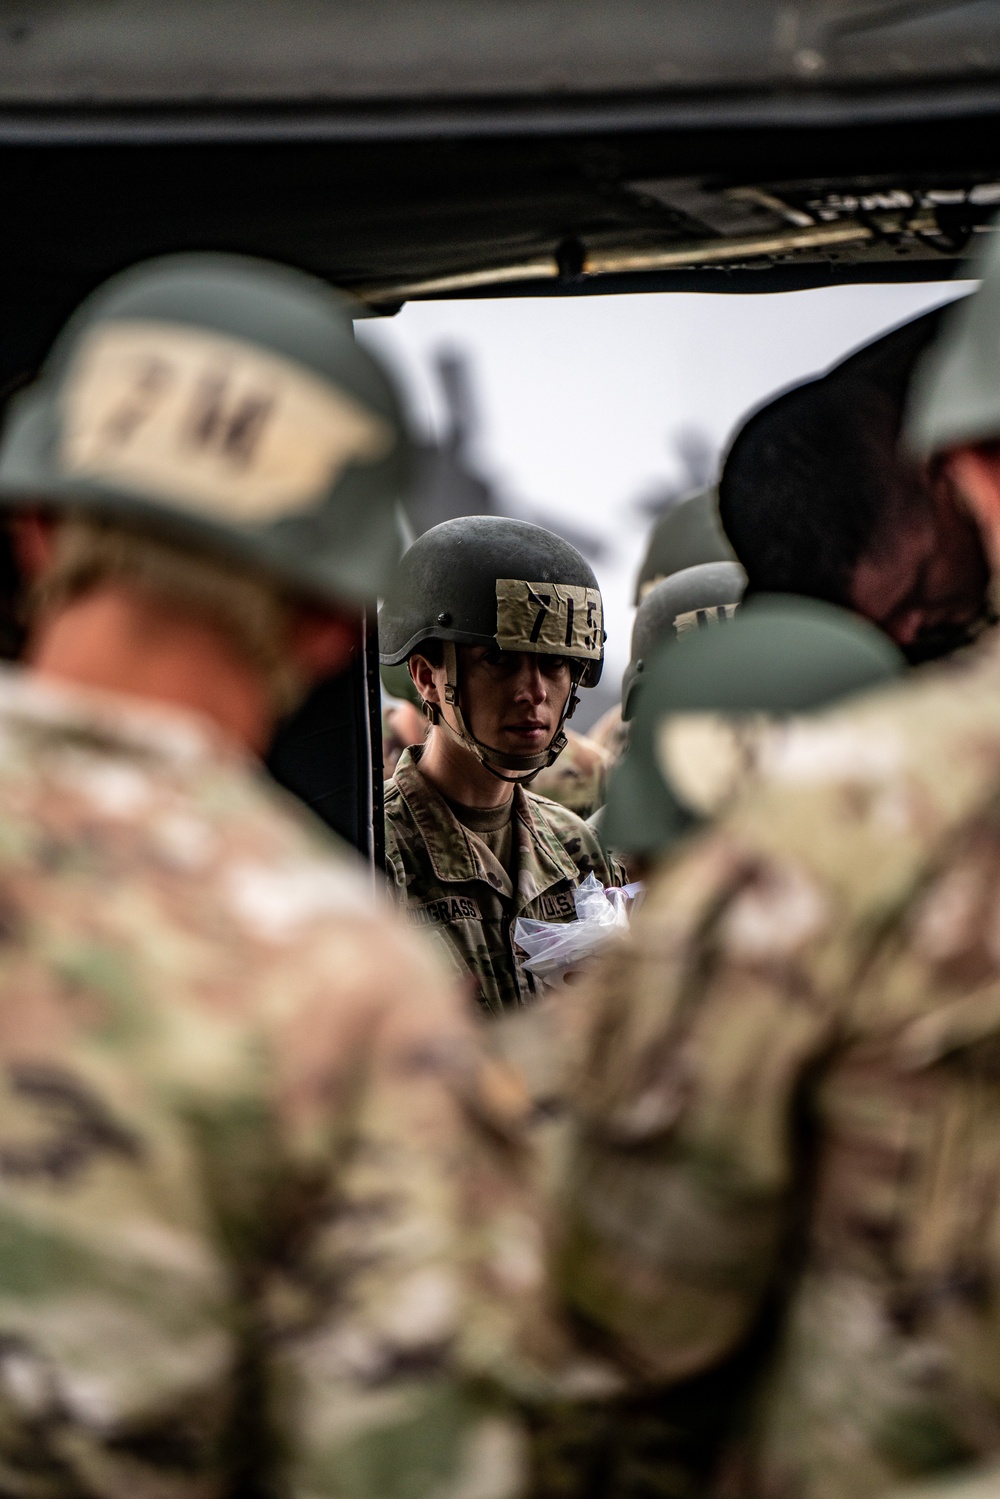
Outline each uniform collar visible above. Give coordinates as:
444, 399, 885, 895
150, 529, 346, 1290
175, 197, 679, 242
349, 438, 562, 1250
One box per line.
392, 746, 583, 906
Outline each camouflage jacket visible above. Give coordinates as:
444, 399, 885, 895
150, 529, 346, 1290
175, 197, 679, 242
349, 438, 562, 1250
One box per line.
561, 629, 1000, 1499
0, 667, 566, 1499
384, 748, 623, 1018
531, 729, 611, 821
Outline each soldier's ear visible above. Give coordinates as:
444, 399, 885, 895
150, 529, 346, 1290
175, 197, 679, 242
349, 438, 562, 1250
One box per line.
409, 652, 440, 707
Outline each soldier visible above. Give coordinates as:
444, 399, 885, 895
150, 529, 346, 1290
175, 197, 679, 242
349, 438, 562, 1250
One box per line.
0, 254, 561, 1498
558, 223, 1000, 1499
720, 308, 991, 663
378, 516, 622, 1017
589, 494, 738, 761
620, 559, 747, 722
585, 561, 747, 806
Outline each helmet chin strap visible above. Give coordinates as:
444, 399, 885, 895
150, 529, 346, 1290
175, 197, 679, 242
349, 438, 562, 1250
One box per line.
422, 641, 580, 786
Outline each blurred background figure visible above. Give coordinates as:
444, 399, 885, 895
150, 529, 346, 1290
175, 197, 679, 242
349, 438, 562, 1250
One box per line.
633, 485, 737, 604
380, 659, 428, 779
720, 307, 991, 662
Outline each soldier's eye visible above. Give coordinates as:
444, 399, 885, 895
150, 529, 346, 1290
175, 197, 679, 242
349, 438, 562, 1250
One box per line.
483, 645, 506, 667
539, 654, 569, 675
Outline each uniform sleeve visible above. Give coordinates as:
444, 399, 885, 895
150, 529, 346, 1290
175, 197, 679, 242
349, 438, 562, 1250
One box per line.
557, 832, 841, 1383
266, 915, 563, 1499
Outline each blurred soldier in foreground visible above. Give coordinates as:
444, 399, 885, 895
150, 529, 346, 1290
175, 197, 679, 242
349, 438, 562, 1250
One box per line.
0, 255, 558, 1498
559, 226, 1000, 1498
379, 517, 621, 1017
720, 307, 991, 662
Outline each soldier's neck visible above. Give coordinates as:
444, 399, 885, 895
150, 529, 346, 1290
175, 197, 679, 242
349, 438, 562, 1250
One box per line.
417, 727, 516, 809
27, 583, 276, 755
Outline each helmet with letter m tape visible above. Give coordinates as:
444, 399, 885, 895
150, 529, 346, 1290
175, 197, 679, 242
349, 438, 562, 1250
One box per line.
378, 515, 605, 781
0, 252, 414, 607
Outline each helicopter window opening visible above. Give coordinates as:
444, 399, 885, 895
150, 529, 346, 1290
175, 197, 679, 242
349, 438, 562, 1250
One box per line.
357, 280, 974, 730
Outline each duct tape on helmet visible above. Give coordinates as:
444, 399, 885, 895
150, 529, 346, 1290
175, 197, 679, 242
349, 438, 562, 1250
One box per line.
495, 578, 603, 663
59, 320, 394, 524
0, 252, 415, 606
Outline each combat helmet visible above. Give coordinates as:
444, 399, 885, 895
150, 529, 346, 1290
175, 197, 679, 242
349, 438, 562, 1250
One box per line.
379, 515, 604, 782
633, 487, 735, 604
622, 560, 746, 720
0, 252, 414, 605
906, 223, 1000, 458
604, 594, 904, 858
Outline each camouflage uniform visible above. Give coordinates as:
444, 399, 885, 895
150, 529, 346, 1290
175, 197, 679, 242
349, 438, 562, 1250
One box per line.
0, 667, 564, 1499
531, 727, 611, 821
562, 627, 1000, 1499
385, 747, 623, 1018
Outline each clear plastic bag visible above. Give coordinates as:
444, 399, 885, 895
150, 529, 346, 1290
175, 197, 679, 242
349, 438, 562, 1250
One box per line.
514, 874, 641, 989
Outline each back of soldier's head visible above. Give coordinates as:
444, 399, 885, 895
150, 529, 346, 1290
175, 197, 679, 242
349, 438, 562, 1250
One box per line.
603, 594, 905, 858
720, 309, 944, 606
0, 252, 413, 614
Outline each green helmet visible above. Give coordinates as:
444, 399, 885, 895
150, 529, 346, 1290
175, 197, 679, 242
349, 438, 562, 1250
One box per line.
622, 560, 746, 721
603, 593, 904, 858
0, 252, 414, 605
379, 515, 604, 781
906, 224, 1000, 457
633, 487, 736, 605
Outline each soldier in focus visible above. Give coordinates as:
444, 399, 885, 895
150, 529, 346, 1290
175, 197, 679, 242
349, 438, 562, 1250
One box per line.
557, 224, 1000, 1499
0, 254, 560, 1498
379, 516, 622, 1017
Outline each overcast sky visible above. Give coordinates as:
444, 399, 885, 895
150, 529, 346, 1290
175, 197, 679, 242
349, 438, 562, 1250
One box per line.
358, 278, 975, 721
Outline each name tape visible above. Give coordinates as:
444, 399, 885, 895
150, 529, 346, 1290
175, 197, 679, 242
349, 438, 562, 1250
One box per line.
60, 319, 394, 522
495, 579, 603, 659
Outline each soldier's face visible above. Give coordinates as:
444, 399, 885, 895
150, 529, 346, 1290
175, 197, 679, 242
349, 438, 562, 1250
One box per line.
848, 465, 990, 662
453, 645, 573, 755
